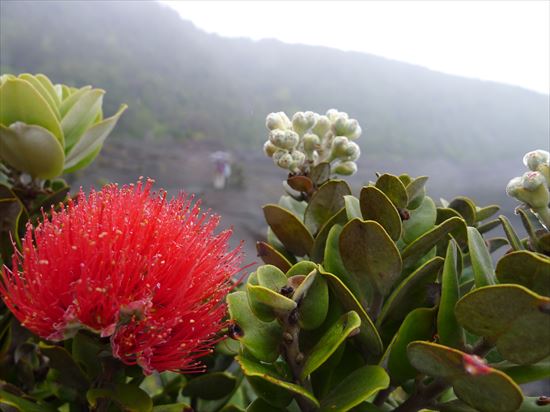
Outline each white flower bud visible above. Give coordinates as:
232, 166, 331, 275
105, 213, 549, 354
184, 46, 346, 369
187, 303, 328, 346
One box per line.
522, 171, 546, 191
303, 133, 320, 153
523, 150, 549, 171
273, 149, 289, 163
281, 130, 300, 149
506, 176, 522, 197
333, 161, 357, 176
266, 112, 291, 131
292, 111, 316, 135
263, 141, 278, 157
312, 115, 331, 138
326, 109, 344, 122
269, 129, 287, 148
290, 150, 306, 170
343, 141, 361, 161
348, 124, 362, 140
331, 136, 350, 158
277, 152, 293, 169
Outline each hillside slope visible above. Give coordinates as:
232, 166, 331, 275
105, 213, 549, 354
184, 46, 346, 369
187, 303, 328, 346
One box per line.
1, 1, 548, 162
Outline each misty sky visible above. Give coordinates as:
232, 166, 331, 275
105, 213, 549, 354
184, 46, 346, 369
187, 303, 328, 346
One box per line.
161, 1, 549, 94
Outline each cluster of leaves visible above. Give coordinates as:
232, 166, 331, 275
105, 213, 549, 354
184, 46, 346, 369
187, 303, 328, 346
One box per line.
225, 162, 550, 412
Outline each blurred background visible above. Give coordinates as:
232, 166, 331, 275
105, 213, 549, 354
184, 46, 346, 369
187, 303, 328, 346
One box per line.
1, 0, 549, 258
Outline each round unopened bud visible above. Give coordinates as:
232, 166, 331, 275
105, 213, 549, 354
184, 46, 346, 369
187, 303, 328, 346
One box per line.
292, 111, 316, 135
348, 124, 362, 140
303, 133, 320, 153
333, 116, 350, 135
263, 141, 278, 157
269, 129, 286, 147
290, 150, 306, 169
326, 108, 343, 122
345, 119, 362, 140
273, 149, 289, 163
265, 112, 291, 131
312, 115, 331, 138
333, 161, 357, 176
343, 141, 361, 161
331, 136, 350, 158
522, 171, 546, 191
506, 176, 522, 197
523, 150, 549, 171
277, 152, 293, 169
282, 130, 300, 150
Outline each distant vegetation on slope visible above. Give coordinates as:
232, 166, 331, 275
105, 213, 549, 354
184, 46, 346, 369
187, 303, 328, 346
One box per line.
1, 1, 548, 161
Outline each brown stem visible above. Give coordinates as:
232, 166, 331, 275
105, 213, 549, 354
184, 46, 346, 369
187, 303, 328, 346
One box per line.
373, 385, 394, 407
393, 379, 449, 412
281, 309, 314, 412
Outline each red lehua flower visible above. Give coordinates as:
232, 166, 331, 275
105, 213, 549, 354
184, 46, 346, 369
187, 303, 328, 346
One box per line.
0, 179, 243, 374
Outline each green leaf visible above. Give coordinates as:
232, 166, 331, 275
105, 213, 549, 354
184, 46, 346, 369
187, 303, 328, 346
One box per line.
236, 355, 319, 408
0, 388, 56, 412
475, 205, 500, 222
301, 311, 361, 379
344, 195, 362, 220
293, 270, 329, 330
318, 268, 384, 359
152, 404, 192, 412
375, 174, 408, 209
71, 332, 105, 379
319, 365, 389, 411
437, 241, 465, 348
406, 176, 429, 210
402, 196, 437, 244
263, 204, 314, 257
87, 383, 152, 412
449, 197, 477, 226
304, 180, 351, 234
64, 104, 127, 170
256, 241, 292, 272
518, 397, 550, 412
408, 341, 523, 412
492, 359, 550, 384
287, 175, 314, 194
0, 77, 64, 143
227, 291, 282, 363
256, 264, 289, 291
324, 224, 365, 305
247, 284, 297, 314
286, 261, 318, 278
377, 257, 443, 344
455, 285, 550, 364
38, 343, 90, 392
35, 74, 61, 108
246, 398, 286, 412
339, 219, 402, 296
310, 162, 331, 186
0, 123, 64, 179
311, 207, 347, 263
18, 74, 60, 118
496, 250, 550, 296
387, 307, 436, 383
476, 218, 501, 235
498, 215, 524, 251
61, 88, 104, 150
359, 185, 402, 241
466, 227, 496, 287
401, 217, 465, 268
182, 372, 237, 400
278, 195, 307, 219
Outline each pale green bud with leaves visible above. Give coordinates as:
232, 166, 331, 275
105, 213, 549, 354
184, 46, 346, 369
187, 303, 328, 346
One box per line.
523, 149, 550, 185
0, 73, 127, 179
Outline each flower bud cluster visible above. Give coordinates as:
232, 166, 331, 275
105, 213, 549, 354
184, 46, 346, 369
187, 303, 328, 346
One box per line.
263, 109, 362, 175
507, 149, 550, 228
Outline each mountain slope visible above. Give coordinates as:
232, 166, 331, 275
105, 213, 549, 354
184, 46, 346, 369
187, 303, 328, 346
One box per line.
1, 1, 548, 161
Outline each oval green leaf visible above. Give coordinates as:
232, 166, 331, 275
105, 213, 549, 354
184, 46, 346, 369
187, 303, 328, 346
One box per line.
304, 180, 351, 234
360, 185, 402, 241
263, 204, 314, 257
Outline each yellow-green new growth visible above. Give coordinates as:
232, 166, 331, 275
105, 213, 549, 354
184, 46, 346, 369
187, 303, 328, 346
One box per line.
0, 73, 127, 179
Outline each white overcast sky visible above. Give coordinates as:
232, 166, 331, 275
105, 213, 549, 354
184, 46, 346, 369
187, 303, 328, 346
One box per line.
161, 0, 550, 94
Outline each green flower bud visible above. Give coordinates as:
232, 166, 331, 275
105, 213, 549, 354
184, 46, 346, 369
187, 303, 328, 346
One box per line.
506, 176, 522, 197
266, 112, 292, 131
333, 161, 357, 176
312, 115, 331, 138
303, 133, 320, 153
346, 119, 362, 140
263, 141, 278, 157
326, 109, 346, 122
